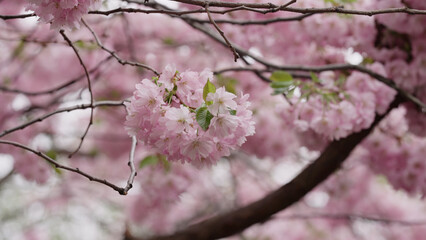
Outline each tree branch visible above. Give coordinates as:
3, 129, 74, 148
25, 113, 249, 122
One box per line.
185, 13, 315, 26
177, 18, 426, 112
170, 0, 426, 15
0, 56, 112, 96
126, 94, 404, 240
0, 140, 133, 195
82, 19, 160, 76
59, 30, 94, 158
0, 13, 36, 20
205, 3, 239, 61
0, 100, 126, 138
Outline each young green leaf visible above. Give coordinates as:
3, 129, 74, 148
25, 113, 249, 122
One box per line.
270, 71, 296, 95
196, 106, 214, 131
270, 71, 293, 83
310, 72, 321, 84
203, 79, 216, 102
46, 150, 58, 161
139, 155, 159, 169
216, 75, 238, 94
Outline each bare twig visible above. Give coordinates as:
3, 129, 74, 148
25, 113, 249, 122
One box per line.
81, 19, 160, 76
205, 3, 239, 62
186, 13, 314, 25
0, 140, 132, 195
59, 30, 94, 158
0, 100, 125, 138
0, 56, 112, 96
0, 13, 36, 20
123, 136, 138, 195
89, 7, 206, 16
170, 0, 426, 15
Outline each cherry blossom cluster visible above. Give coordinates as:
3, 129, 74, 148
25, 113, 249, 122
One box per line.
125, 65, 255, 168
363, 107, 426, 195
281, 65, 396, 140
26, 0, 101, 29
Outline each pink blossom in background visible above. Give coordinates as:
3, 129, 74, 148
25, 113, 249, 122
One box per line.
26, 0, 101, 29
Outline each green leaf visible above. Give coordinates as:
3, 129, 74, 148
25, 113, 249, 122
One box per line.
196, 106, 214, 131
362, 57, 374, 65
74, 40, 98, 50
45, 150, 57, 161
203, 79, 216, 103
139, 155, 159, 169
229, 109, 237, 115
163, 37, 175, 45
216, 75, 238, 94
159, 155, 171, 172
53, 167, 62, 175
310, 72, 321, 84
270, 71, 293, 83
270, 71, 295, 95
324, 0, 356, 5
270, 81, 294, 89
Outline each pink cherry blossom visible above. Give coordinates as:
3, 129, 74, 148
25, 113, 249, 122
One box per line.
164, 105, 194, 133
26, 0, 101, 29
207, 87, 238, 115
125, 66, 255, 167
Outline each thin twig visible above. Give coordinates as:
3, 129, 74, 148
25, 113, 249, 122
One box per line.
170, 0, 426, 15
123, 136, 138, 195
90, 7, 206, 16
0, 56, 112, 96
95, 3, 426, 16
81, 19, 160, 76
59, 30, 94, 158
205, 3, 239, 62
186, 13, 314, 25
0, 13, 36, 20
0, 100, 125, 138
0, 140, 131, 195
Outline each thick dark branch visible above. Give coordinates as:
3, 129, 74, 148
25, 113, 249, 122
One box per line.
127, 95, 403, 240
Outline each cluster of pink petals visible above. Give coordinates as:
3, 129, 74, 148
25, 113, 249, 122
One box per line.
284, 65, 396, 140
363, 107, 426, 195
26, 0, 101, 29
125, 65, 255, 168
